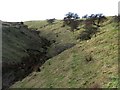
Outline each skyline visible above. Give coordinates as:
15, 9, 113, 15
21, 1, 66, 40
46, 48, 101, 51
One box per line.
0, 0, 119, 22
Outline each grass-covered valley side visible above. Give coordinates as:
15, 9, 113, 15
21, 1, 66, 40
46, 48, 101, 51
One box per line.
2, 22, 52, 89
2, 15, 119, 88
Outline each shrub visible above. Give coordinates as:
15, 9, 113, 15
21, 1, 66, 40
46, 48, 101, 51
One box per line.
79, 27, 98, 40
63, 12, 80, 31
47, 18, 56, 24
82, 14, 88, 19
79, 31, 91, 40
69, 19, 80, 31
82, 13, 107, 27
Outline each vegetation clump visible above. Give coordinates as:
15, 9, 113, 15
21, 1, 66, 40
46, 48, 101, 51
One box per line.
47, 18, 56, 24
63, 12, 80, 31
79, 14, 107, 41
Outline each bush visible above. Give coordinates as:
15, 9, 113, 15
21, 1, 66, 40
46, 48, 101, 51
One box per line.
79, 31, 91, 40
82, 13, 107, 27
63, 12, 80, 31
79, 27, 98, 40
47, 18, 56, 24
69, 19, 80, 31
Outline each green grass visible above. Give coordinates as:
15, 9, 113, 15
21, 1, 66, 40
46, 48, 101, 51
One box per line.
2, 24, 46, 64
11, 16, 118, 88
25, 20, 80, 57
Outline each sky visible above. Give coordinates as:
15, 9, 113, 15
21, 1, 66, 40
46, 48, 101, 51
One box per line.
0, 0, 119, 22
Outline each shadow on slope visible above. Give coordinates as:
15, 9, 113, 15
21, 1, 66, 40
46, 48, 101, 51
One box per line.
2, 21, 76, 89
2, 22, 52, 89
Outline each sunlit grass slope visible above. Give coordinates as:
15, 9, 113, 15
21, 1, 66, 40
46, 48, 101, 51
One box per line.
11, 16, 118, 88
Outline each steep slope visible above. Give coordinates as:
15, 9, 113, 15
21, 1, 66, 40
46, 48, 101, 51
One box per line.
11, 16, 119, 88
2, 22, 51, 89
25, 20, 79, 57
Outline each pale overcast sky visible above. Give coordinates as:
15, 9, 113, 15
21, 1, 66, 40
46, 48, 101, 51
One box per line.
0, 0, 119, 22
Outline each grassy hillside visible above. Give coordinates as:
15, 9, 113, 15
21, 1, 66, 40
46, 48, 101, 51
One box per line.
24, 20, 78, 57
2, 22, 51, 89
11, 16, 119, 88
